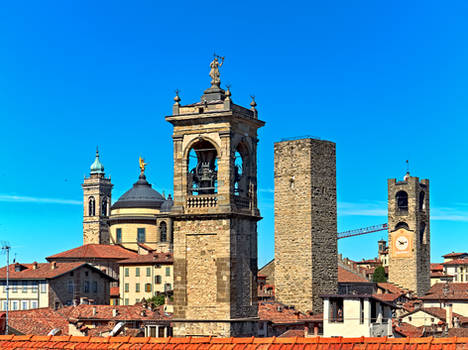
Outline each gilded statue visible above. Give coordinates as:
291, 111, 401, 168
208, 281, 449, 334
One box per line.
139, 157, 148, 174
209, 54, 224, 86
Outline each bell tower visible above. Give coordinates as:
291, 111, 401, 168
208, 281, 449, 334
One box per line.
82, 148, 113, 245
388, 172, 430, 296
167, 57, 265, 337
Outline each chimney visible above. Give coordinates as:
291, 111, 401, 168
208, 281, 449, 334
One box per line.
446, 303, 454, 329
51, 261, 57, 270
33, 262, 38, 270
92, 307, 97, 316
112, 309, 118, 317
141, 309, 147, 317
454, 316, 460, 328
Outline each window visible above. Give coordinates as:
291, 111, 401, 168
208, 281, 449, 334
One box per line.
68, 280, 74, 294
125, 298, 129, 305
31, 281, 38, 293
419, 191, 425, 210
165, 267, 171, 276
31, 301, 38, 309
145, 283, 152, 292
420, 222, 426, 244
155, 275, 162, 284
159, 222, 167, 242
93, 281, 98, 293
360, 299, 364, 324
125, 268, 129, 277
409, 316, 412, 321
12, 281, 17, 293
2, 301, 7, 311
396, 191, 408, 211
116, 228, 122, 244
84, 281, 90, 293
395, 222, 409, 231
146, 267, 151, 277
124, 283, 129, 293
136, 283, 140, 293
101, 197, 108, 216
12, 301, 18, 310
39, 281, 46, 293
135, 268, 140, 277
137, 228, 146, 243
329, 298, 344, 323
22, 301, 28, 310
431, 317, 435, 322
135, 298, 140, 303
22, 282, 27, 293
187, 139, 218, 195
89, 196, 96, 216
164, 283, 172, 292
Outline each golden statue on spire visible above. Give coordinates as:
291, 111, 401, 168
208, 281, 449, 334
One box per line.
139, 157, 148, 174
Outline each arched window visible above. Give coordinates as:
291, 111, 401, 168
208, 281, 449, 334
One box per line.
395, 222, 409, 231
159, 222, 167, 242
187, 140, 218, 195
420, 222, 426, 244
233, 143, 249, 196
396, 191, 408, 211
101, 198, 108, 216
88, 197, 95, 216
419, 191, 425, 211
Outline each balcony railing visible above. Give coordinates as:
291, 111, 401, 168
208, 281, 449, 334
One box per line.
186, 195, 218, 208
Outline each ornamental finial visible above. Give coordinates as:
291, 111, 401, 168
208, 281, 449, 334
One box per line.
139, 156, 148, 175
174, 89, 181, 104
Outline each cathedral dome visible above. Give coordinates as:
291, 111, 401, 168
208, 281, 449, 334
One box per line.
111, 174, 165, 210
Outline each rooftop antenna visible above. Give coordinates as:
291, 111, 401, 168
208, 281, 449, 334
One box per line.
406, 160, 410, 174
1, 242, 11, 335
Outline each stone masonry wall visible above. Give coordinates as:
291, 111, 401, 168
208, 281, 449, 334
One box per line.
274, 138, 337, 314
388, 176, 430, 296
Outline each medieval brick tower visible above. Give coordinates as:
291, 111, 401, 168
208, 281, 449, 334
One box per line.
388, 172, 430, 296
166, 57, 265, 337
274, 138, 338, 314
82, 149, 113, 245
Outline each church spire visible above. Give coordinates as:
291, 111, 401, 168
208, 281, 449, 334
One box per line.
90, 147, 105, 175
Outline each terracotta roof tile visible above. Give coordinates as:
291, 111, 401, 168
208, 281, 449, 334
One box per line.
2, 336, 468, 349
67, 303, 171, 321
442, 252, 468, 258
258, 302, 322, 324
442, 258, 468, 265
338, 266, 369, 283
46, 244, 139, 260
7, 308, 69, 335
421, 282, 468, 300
377, 282, 407, 295
110, 286, 120, 297
0, 261, 115, 280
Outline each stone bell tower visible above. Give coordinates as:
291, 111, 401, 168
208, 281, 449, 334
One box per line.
167, 57, 265, 337
82, 148, 113, 245
388, 172, 430, 296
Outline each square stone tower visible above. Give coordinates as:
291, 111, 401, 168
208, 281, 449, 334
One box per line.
82, 149, 113, 245
274, 138, 337, 314
166, 59, 265, 337
388, 173, 430, 296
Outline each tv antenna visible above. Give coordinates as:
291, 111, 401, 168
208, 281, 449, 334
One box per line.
1, 242, 11, 335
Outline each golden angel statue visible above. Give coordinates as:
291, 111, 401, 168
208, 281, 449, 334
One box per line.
139, 157, 148, 174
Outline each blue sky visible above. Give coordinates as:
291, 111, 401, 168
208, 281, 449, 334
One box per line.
0, 1, 468, 267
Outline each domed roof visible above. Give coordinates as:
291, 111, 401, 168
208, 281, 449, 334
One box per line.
112, 174, 165, 210
90, 149, 105, 175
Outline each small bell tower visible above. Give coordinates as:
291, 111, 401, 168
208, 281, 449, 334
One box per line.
82, 148, 113, 245
167, 57, 265, 337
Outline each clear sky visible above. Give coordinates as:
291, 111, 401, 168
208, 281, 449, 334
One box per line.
0, 1, 468, 267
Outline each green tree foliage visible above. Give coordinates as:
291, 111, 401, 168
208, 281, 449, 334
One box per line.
147, 294, 166, 306
372, 266, 387, 283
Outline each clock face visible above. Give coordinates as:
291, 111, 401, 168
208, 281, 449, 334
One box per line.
395, 236, 409, 251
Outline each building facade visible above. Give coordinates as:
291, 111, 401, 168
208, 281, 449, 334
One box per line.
274, 138, 338, 313
167, 59, 264, 337
388, 172, 430, 296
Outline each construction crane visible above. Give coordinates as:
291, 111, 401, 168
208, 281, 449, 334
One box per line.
337, 223, 388, 240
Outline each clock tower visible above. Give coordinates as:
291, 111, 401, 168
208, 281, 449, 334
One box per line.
388, 172, 430, 296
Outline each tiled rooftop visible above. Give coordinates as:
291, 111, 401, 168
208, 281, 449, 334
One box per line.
0, 335, 466, 349
442, 252, 468, 258
46, 244, 138, 260
258, 302, 322, 324
421, 283, 468, 300
119, 252, 173, 265
337, 266, 368, 283
0, 262, 114, 280
442, 258, 468, 266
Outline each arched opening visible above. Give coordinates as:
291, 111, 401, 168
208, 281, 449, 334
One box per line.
159, 222, 167, 242
419, 191, 425, 210
101, 198, 108, 216
395, 222, 409, 231
233, 143, 249, 196
88, 197, 95, 216
396, 191, 408, 211
419, 222, 426, 244
187, 139, 218, 195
